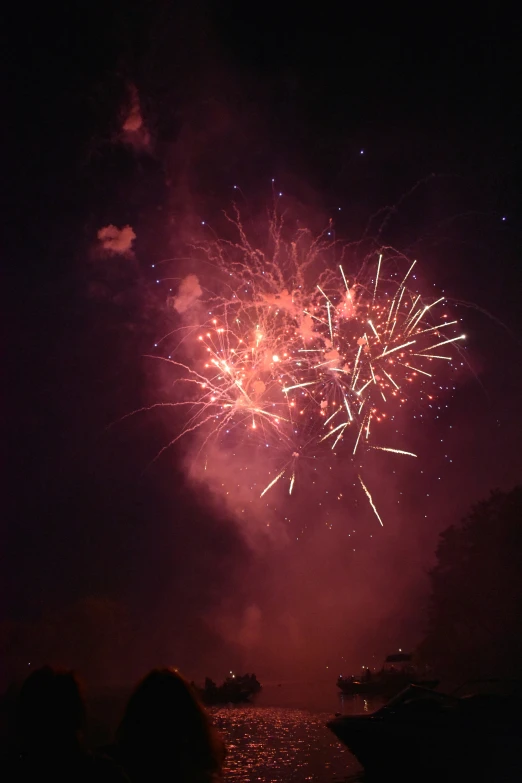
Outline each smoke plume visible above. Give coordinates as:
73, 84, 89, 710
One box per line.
97, 224, 136, 256
121, 84, 151, 152
169, 274, 203, 315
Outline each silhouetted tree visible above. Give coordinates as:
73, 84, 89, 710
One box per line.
418, 486, 522, 683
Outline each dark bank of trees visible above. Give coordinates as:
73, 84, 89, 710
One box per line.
418, 486, 522, 684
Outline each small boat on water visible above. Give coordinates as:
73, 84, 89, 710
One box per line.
337, 652, 438, 698
195, 673, 262, 706
327, 679, 522, 780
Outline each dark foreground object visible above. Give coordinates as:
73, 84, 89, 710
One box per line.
327, 680, 522, 781
337, 653, 438, 698
108, 668, 225, 783
196, 674, 262, 706
4, 667, 128, 783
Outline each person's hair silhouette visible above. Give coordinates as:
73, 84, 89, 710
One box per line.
13, 666, 128, 782
115, 668, 225, 783
17, 666, 86, 752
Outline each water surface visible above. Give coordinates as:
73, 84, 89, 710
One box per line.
213, 705, 362, 783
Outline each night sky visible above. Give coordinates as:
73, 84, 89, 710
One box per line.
4, 3, 522, 688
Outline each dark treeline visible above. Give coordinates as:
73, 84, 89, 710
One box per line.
418, 486, 522, 684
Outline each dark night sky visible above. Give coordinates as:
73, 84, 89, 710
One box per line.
3, 3, 522, 688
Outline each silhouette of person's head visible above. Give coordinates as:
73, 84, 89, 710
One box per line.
117, 668, 224, 783
17, 666, 86, 753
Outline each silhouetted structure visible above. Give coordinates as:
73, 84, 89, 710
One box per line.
110, 668, 225, 783
8, 666, 127, 782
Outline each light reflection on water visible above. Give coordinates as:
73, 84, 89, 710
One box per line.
211, 706, 362, 783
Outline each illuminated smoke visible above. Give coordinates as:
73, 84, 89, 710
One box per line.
170, 274, 203, 315
97, 224, 136, 255
121, 83, 151, 151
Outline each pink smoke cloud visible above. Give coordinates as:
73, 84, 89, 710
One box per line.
97, 224, 136, 256
121, 84, 151, 152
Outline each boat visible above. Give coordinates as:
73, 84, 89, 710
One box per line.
327, 679, 522, 780
336, 652, 438, 698
196, 673, 262, 706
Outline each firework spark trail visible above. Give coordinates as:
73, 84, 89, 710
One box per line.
358, 475, 384, 526
324, 408, 341, 426
372, 446, 418, 457
147, 208, 465, 525
414, 353, 451, 360
414, 319, 458, 337
375, 340, 417, 360
385, 262, 415, 329
331, 425, 348, 450
319, 421, 348, 443
260, 469, 287, 497
353, 418, 365, 455
419, 334, 466, 352
339, 265, 349, 292
405, 296, 445, 334
352, 344, 363, 388
368, 320, 381, 341
372, 254, 382, 305
382, 369, 399, 389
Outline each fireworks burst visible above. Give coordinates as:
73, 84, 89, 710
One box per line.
150, 207, 465, 527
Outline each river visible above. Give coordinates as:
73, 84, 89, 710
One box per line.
211, 681, 380, 783
213, 705, 361, 783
